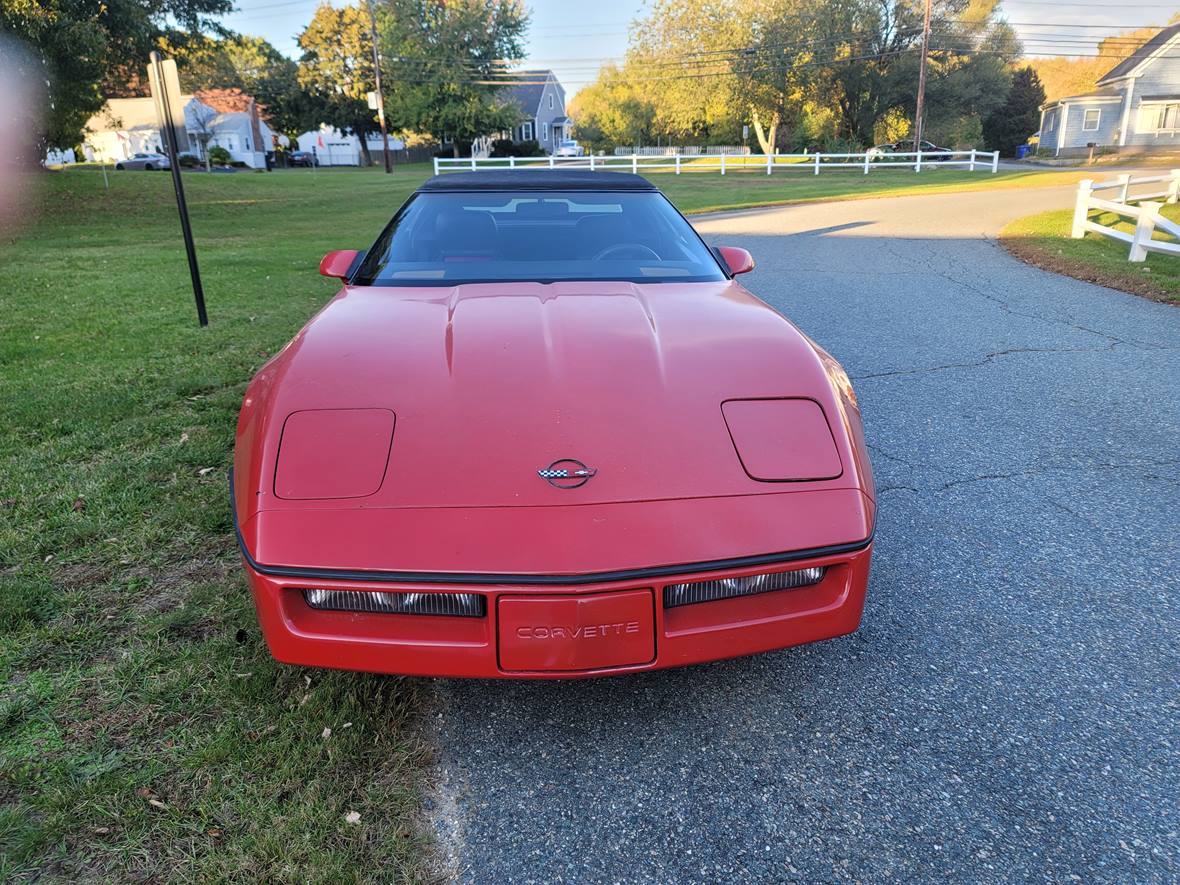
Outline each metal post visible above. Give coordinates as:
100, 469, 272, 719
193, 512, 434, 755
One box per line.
1071, 179, 1093, 239
912, 0, 933, 154
365, 0, 391, 172
149, 51, 207, 327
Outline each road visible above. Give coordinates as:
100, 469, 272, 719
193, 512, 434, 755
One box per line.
428, 183, 1180, 883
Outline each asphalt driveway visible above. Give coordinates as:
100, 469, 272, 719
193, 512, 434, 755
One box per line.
429, 184, 1180, 883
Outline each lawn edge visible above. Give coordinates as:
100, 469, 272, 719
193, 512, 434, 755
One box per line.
997, 225, 1180, 306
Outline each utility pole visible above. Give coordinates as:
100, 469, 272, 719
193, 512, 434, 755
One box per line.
365, 0, 392, 173
912, 0, 933, 154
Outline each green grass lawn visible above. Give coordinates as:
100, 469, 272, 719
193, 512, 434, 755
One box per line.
1001, 204, 1180, 303
0, 160, 1101, 881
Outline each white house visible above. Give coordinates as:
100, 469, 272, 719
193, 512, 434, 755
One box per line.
82, 90, 277, 168
295, 125, 406, 166
1039, 23, 1180, 158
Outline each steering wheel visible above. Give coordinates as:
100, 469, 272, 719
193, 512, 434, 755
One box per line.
593, 243, 661, 261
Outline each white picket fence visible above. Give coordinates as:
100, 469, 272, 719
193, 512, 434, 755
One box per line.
433, 149, 1000, 177
1072, 170, 1180, 262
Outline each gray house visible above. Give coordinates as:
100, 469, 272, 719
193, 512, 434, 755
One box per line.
1039, 23, 1180, 158
498, 70, 572, 154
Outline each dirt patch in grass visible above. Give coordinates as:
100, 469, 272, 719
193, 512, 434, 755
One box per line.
999, 208, 1180, 305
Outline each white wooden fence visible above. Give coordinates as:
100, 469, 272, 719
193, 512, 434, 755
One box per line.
434, 149, 1000, 177
1072, 170, 1180, 262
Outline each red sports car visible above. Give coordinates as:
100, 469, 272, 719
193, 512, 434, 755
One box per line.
233, 171, 875, 678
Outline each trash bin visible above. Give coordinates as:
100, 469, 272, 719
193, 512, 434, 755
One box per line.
1015, 144, 1032, 160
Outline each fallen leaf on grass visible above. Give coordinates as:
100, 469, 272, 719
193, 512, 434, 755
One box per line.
322, 727, 332, 739
179, 432, 190, 444
345, 811, 361, 824
1, 498, 15, 509
197, 467, 216, 476
148, 799, 167, 810
72, 497, 86, 512
93, 827, 111, 835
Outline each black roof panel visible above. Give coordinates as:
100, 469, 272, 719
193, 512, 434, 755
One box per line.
417, 170, 658, 192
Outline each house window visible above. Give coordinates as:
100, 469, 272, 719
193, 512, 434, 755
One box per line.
1141, 102, 1180, 131
548, 94, 554, 110
1082, 109, 1100, 131
521, 121, 534, 141
542, 122, 549, 141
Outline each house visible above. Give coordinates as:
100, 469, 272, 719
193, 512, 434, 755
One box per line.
295, 125, 406, 166
475, 69, 572, 155
81, 90, 277, 168
1039, 23, 1180, 158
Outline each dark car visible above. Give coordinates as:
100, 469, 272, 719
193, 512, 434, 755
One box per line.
288, 151, 319, 168
868, 140, 953, 162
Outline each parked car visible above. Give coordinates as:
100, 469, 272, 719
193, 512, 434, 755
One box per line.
554, 139, 583, 157
288, 150, 319, 168
866, 140, 953, 161
114, 152, 171, 171
232, 170, 875, 679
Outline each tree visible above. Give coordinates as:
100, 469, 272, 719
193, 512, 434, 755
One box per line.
380, 0, 528, 155
982, 65, 1044, 157
297, 4, 383, 164
568, 65, 655, 153
174, 35, 305, 137
1, 0, 232, 150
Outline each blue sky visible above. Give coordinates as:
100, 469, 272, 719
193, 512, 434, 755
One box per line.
219, 0, 1180, 97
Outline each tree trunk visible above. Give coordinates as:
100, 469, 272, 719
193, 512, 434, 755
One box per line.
751, 108, 780, 156
359, 137, 373, 167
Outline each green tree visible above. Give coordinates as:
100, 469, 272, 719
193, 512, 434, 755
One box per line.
1, 0, 232, 150
380, 0, 528, 156
568, 64, 655, 153
296, 4, 382, 164
175, 35, 306, 137
982, 65, 1045, 157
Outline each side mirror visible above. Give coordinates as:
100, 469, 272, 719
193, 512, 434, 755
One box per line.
319, 249, 359, 280
716, 246, 755, 275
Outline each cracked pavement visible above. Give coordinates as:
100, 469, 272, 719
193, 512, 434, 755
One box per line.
429, 183, 1180, 883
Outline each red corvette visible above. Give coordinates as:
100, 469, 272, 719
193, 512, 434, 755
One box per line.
233, 171, 874, 678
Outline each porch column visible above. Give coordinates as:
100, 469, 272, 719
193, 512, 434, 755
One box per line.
1118, 79, 1135, 148
1056, 103, 1068, 156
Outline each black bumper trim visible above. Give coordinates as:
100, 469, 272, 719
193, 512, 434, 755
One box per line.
230, 469, 873, 587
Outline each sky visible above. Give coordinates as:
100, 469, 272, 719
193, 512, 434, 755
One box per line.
218, 0, 1180, 96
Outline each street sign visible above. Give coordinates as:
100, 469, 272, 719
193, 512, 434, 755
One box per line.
148, 51, 208, 327
367, 91, 379, 110
148, 57, 187, 157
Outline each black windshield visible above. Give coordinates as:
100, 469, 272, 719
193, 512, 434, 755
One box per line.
352, 190, 727, 286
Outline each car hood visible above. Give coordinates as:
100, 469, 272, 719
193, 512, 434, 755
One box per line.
243, 279, 860, 511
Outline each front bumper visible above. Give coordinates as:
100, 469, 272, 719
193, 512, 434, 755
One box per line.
242, 542, 872, 679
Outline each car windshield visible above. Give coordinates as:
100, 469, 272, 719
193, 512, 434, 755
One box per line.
352, 190, 727, 286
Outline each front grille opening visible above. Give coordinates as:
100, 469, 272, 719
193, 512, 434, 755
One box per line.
301, 588, 486, 617
663, 566, 826, 608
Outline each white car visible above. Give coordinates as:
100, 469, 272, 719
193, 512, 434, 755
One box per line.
114, 152, 171, 171
554, 139, 583, 157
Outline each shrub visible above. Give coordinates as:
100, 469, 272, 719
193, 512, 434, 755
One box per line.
208, 146, 231, 166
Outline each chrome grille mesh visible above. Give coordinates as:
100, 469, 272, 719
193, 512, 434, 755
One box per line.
301, 588, 486, 617
663, 567, 826, 608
